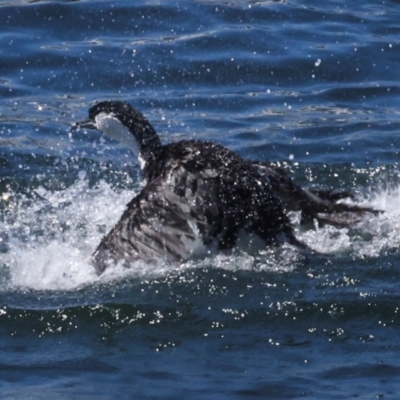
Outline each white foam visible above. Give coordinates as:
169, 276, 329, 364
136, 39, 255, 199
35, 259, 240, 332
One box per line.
1, 173, 133, 291
299, 187, 400, 257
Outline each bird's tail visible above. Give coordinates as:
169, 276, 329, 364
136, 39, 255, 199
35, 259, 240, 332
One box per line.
256, 163, 382, 227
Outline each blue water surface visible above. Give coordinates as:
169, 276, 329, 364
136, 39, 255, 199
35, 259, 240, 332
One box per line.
1, 0, 400, 398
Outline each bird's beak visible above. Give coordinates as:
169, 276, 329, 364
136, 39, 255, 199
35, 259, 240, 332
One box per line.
71, 118, 97, 130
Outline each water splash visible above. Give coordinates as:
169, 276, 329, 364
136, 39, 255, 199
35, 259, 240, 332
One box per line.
300, 187, 400, 258
1, 172, 400, 291
1, 173, 133, 291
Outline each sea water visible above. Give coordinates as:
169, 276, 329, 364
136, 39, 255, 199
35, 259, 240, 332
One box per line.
1, 1, 400, 398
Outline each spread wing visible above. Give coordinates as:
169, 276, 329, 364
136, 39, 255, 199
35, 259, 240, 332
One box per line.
92, 177, 208, 274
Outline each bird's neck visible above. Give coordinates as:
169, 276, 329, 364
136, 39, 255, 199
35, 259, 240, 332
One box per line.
122, 114, 162, 165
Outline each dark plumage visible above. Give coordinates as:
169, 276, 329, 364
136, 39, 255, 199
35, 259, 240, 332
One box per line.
74, 101, 379, 274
